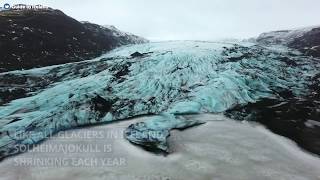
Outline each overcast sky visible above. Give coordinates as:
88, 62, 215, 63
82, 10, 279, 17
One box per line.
8, 0, 320, 41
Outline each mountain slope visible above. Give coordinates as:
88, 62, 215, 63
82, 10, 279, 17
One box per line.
256, 26, 320, 57
0, 8, 148, 72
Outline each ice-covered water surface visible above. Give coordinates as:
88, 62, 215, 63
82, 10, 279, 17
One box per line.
0, 41, 319, 158
0, 114, 319, 180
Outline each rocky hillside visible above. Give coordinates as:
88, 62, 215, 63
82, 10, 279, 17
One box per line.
257, 26, 320, 57
0, 8, 148, 72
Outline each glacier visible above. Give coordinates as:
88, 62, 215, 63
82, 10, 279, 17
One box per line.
0, 41, 320, 159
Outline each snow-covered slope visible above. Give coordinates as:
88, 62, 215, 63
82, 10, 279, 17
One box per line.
103, 25, 148, 44
0, 41, 319, 159
257, 26, 320, 57
257, 27, 314, 45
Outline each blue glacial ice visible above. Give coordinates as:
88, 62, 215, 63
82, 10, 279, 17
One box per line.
0, 41, 319, 157
125, 113, 205, 153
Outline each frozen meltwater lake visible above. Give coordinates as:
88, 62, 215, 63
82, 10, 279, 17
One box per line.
0, 114, 319, 180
